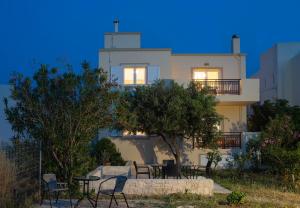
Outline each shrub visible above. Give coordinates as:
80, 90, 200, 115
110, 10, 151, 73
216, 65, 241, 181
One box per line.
226, 191, 246, 205
206, 149, 222, 176
261, 116, 300, 179
226, 153, 248, 175
0, 152, 16, 207
92, 138, 125, 166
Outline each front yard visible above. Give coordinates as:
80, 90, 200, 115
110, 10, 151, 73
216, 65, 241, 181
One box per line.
41, 170, 299, 208
107, 170, 300, 208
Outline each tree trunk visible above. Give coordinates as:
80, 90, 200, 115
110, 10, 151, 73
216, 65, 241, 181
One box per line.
174, 142, 181, 178
174, 152, 181, 178
206, 160, 212, 177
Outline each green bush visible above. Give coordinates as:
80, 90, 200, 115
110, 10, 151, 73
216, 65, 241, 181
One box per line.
206, 149, 222, 176
92, 138, 125, 166
226, 191, 246, 205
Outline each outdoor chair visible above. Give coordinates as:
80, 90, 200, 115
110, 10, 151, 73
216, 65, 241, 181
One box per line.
163, 163, 180, 179
40, 173, 72, 208
163, 160, 174, 166
95, 175, 129, 208
133, 161, 151, 179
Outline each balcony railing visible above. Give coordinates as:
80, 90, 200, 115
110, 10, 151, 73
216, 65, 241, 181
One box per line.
217, 132, 242, 149
193, 79, 240, 95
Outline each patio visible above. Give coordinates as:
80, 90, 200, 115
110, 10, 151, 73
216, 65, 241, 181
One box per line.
37, 163, 230, 208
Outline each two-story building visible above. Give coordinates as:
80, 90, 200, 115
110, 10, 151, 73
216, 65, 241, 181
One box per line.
99, 21, 259, 166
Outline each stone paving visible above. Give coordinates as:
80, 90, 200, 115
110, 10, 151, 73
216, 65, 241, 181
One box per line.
36, 182, 231, 208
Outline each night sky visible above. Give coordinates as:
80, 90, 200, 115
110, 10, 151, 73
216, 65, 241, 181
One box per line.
1, 0, 300, 84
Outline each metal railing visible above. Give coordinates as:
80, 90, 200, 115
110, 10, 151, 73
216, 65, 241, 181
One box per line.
217, 132, 242, 148
193, 79, 241, 95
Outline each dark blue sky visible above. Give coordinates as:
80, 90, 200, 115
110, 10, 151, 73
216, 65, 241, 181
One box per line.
1, 0, 300, 84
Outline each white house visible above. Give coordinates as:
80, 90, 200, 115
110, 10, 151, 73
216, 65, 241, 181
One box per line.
98, 21, 259, 165
255, 42, 300, 106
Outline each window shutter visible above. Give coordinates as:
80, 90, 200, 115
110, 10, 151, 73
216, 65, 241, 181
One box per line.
147, 66, 160, 84
110, 66, 123, 85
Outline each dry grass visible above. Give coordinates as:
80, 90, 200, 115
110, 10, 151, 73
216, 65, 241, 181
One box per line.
212, 170, 300, 208
0, 152, 16, 207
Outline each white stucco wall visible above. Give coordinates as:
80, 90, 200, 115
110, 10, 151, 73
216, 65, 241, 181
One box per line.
257, 43, 300, 106
0, 85, 13, 142
104, 33, 141, 49
258, 45, 278, 102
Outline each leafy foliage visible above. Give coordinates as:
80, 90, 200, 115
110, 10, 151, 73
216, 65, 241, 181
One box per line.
4, 62, 116, 184
226, 191, 246, 205
247, 115, 300, 182
248, 99, 300, 131
116, 80, 221, 175
206, 149, 222, 176
91, 138, 125, 166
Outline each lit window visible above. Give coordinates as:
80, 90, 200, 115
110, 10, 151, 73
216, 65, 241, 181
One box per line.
123, 130, 146, 136
124, 67, 134, 84
124, 67, 146, 85
194, 71, 206, 79
193, 69, 220, 80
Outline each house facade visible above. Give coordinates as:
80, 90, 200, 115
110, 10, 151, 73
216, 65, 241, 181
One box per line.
99, 22, 259, 166
254, 43, 300, 106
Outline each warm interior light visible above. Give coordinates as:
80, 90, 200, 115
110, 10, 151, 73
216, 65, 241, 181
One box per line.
207, 71, 219, 79
124, 67, 134, 84
135, 67, 146, 84
123, 130, 146, 136
193, 71, 206, 79
124, 67, 146, 85
193, 69, 220, 80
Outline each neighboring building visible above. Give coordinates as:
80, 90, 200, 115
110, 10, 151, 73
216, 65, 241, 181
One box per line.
99, 21, 259, 165
255, 43, 300, 106
0, 85, 13, 142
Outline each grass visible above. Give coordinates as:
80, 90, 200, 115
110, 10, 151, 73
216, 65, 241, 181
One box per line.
38, 170, 300, 207
124, 170, 300, 208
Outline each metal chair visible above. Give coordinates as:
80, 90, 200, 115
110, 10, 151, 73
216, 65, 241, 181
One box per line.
133, 161, 150, 179
163, 163, 180, 179
40, 173, 72, 208
95, 175, 129, 208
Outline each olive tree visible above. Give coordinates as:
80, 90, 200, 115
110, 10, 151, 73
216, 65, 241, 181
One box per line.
116, 80, 221, 176
4, 62, 116, 183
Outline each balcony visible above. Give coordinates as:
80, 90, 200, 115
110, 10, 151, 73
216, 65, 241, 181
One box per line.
217, 132, 241, 149
193, 79, 240, 95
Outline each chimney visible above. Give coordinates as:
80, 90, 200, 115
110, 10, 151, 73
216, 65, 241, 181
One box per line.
231, 34, 240, 54
113, 19, 119, 32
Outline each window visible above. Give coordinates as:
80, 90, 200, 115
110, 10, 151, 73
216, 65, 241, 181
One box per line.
193, 68, 220, 80
123, 130, 146, 136
124, 67, 146, 85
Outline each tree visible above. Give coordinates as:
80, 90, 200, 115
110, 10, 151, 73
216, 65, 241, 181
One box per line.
91, 138, 125, 166
116, 80, 221, 176
250, 115, 300, 182
4, 62, 116, 184
248, 99, 300, 131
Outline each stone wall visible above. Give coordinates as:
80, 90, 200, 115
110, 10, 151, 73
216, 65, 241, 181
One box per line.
89, 177, 214, 196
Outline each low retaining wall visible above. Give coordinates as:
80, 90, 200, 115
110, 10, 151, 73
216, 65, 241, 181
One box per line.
88, 166, 131, 178
89, 177, 214, 196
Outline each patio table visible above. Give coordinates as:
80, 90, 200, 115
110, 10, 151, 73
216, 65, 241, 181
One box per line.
74, 175, 100, 208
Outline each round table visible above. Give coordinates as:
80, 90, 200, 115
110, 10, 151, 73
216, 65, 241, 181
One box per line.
74, 176, 100, 208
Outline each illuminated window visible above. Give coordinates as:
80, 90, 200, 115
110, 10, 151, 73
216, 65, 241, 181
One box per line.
124, 67, 146, 85
123, 130, 146, 136
193, 69, 220, 80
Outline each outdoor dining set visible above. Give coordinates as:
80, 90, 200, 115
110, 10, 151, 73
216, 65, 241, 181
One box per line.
40, 160, 205, 208
40, 174, 129, 208
135, 160, 205, 179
